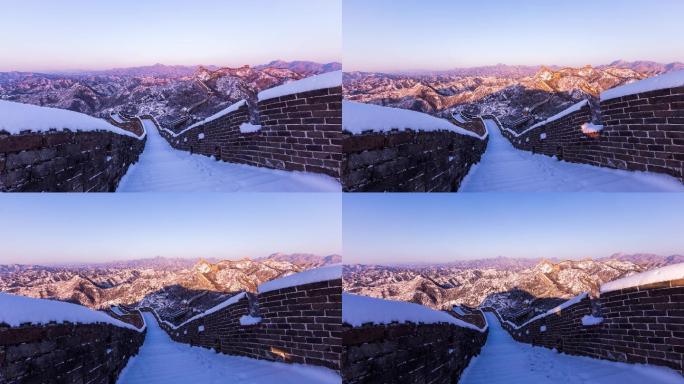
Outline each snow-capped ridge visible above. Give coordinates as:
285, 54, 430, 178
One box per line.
258, 264, 341, 293
600, 262, 684, 293
343, 100, 487, 139
257, 70, 342, 101
0, 293, 144, 332
343, 293, 486, 332
601, 70, 684, 101
0, 100, 145, 139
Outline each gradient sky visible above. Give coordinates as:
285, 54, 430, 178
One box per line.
0, 0, 341, 72
343, 194, 684, 264
0, 194, 341, 264
343, 0, 684, 72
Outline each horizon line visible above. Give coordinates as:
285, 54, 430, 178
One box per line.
0, 252, 342, 267
0, 58, 343, 75
343, 59, 684, 75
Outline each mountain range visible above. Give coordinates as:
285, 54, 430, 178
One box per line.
344, 60, 684, 128
0, 60, 341, 131
343, 253, 682, 317
0, 253, 340, 324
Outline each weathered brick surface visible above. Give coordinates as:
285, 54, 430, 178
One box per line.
499, 86, 684, 182
342, 123, 488, 192
342, 321, 487, 383
491, 278, 684, 375
158, 87, 342, 178
0, 127, 145, 192
153, 278, 341, 372
0, 318, 145, 384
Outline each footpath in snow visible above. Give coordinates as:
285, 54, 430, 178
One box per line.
116, 119, 340, 192
459, 312, 684, 384
117, 312, 340, 384
459, 120, 684, 192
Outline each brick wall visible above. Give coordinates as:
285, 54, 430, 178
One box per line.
157, 86, 342, 179
0, 320, 145, 383
342, 322, 487, 383
0, 129, 145, 192
498, 85, 684, 182
491, 278, 684, 375
153, 278, 342, 371
342, 127, 488, 192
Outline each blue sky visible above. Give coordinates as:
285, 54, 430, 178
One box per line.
343, 0, 684, 72
343, 194, 684, 264
0, 194, 341, 264
0, 0, 341, 72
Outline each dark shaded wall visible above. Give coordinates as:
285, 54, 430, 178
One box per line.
342, 125, 488, 192
342, 322, 487, 383
0, 319, 145, 383
0, 126, 145, 192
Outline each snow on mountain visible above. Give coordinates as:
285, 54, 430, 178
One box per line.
0, 254, 332, 325
0, 60, 338, 131
343, 256, 664, 312
343, 61, 669, 127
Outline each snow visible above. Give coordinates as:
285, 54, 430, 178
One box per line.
540, 325, 547, 332
198, 133, 205, 140
601, 70, 684, 101
501, 293, 588, 330
453, 112, 468, 124
459, 312, 684, 384
111, 113, 126, 124
258, 71, 341, 101
158, 100, 246, 138
0, 293, 143, 332
581, 315, 604, 326
452, 305, 467, 316
168, 293, 246, 330
239, 315, 262, 326
258, 264, 341, 293
459, 119, 684, 192
601, 262, 684, 293
162, 100, 246, 136
343, 101, 487, 139
239, 123, 262, 133
343, 293, 485, 332
198, 325, 205, 332
0, 100, 144, 139
117, 312, 340, 384
540, 133, 547, 140
581, 123, 604, 134
111, 306, 127, 316
504, 100, 589, 138
116, 119, 341, 192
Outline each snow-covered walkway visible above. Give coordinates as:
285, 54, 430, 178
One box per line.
117, 312, 341, 384
459, 120, 684, 192
116, 119, 340, 192
459, 312, 684, 384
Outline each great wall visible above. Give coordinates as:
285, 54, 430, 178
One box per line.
0, 71, 342, 192
156, 72, 342, 180
342, 71, 684, 192
498, 74, 684, 183
0, 266, 342, 383
342, 263, 684, 383
341, 101, 488, 192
